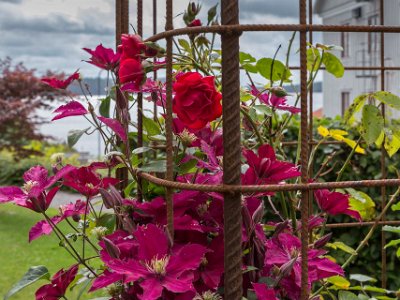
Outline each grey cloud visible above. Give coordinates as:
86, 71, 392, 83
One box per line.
240, 0, 299, 19
0, 0, 23, 4
0, 10, 113, 35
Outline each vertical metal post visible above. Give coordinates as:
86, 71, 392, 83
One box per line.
299, 0, 310, 299
137, 0, 144, 202
115, 0, 129, 195
165, 0, 174, 238
379, 0, 387, 288
221, 0, 243, 299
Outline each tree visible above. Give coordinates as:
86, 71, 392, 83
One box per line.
0, 58, 68, 158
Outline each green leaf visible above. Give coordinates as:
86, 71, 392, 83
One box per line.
382, 225, 400, 234
124, 180, 136, 197
349, 274, 377, 283
327, 241, 357, 255
4, 266, 50, 300
338, 291, 358, 300
67, 127, 90, 148
373, 91, 400, 110
326, 275, 351, 289
322, 52, 344, 78
177, 159, 198, 175
253, 105, 273, 116
383, 128, 400, 157
239, 52, 256, 64
139, 160, 166, 173
392, 202, 400, 211
344, 94, 368, 125
132, 147, 154, 155
178, 39, 191, 53
95, 213, 115, 232
384, 239, 400, 249
256, 58, 291, 82
99, 96, 111, 118
361, 105, 384, 145
143, 116, 161, 136
347, 189, 376, 221
307, 47, 321, 72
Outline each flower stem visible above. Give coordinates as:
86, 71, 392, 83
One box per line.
240, 107, 264, 145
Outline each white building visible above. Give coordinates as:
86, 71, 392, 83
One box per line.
315, 0, 400, 118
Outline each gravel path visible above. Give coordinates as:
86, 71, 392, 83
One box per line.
51, 191, 101, 207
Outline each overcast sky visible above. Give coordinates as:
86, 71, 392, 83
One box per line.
0, 0, 321, 81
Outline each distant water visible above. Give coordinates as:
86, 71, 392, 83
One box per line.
38, 93, 322, 157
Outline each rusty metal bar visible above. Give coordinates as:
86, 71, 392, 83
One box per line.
299, 0, 309, 298
145, 24, 400, 43
115, 0, 129, 196
326, 220, 400, 229
221, 0, 242, 298
136, 0, 143, 202
379, 0, 387, 288
165, 0, 174, 238
289, 66, 400, 71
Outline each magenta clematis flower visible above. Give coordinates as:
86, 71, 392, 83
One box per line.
252, 283, 278, 300
83, 44, 120, 71
95, 224, 207, 300
29, 200, 86, 242
97, 116, 127, 142
132, 191, 206, 234
194, 235, 224, 292
263, 233, 344, 300
0, 165, 75, 212
242, 144, 300, 187
41, 71, 80, 90
51, 101, 88, 121
251, 86, 301, 114
314, 189, 361, 221
62, 166, 119, 198
35, 264, 78, 300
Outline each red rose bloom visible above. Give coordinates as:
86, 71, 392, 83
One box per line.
173, 72, 222, 130
119, 58, 144, 85
119, 34, 146, 60
188, 19, 202, 27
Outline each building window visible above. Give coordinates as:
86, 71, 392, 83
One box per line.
341, 24, 350, 57
341, 92, 350, 116
368, 15, 379, 54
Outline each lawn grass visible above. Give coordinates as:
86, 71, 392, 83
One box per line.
0, 204, 106, 299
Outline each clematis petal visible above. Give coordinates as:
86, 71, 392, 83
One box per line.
97, 116, 127, 142
52, 101, 88, 121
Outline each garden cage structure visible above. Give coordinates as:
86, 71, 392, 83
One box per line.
114, 0, 400, 299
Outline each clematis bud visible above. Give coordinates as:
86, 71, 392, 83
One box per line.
272, 220, 289, 237
314, 232, 333, 249
103, 237, 121, 259
207, 4, 218, 23
270, 86, 289, 98
188, 2, 201, 16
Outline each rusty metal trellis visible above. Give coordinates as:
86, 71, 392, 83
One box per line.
112, 0, 400, 299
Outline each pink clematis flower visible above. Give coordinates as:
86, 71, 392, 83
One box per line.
252, 283, 278, 300
62, 166, 119, 198
314, 189, 361, 221
251, 86, 301, 114
242, 144, 300, 187
263, 233, 344, 300
95, 224, 207, 300
51, 101, 88, 121
83, 44, 120, 71
0, 165, 75, 212
35, 265, 78, 300
29, 200, 87, 242
41, 71, 80, 90
97, 116, 127, 142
